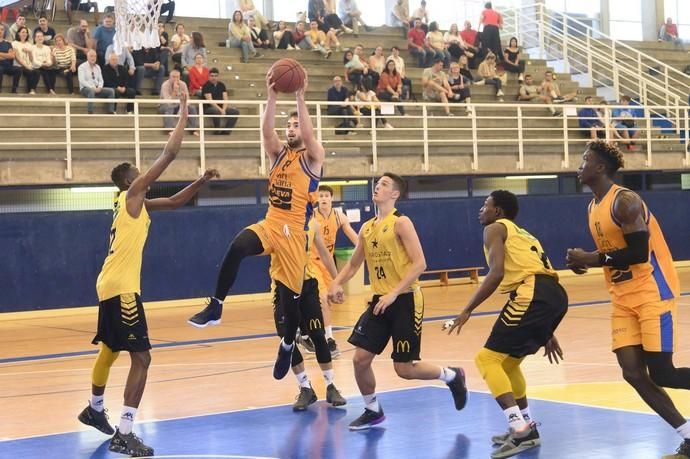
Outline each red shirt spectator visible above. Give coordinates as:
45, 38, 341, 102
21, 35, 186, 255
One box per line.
408, 27, 425, 48
481, 8, 501, 27
377, 70, 401, 93
188, 60, 209, 94
460, 26, 478, 47
666, 23, 678, 37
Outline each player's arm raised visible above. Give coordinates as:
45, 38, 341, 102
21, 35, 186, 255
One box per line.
372, 216, 426, 315
295, 73, 325, 173
337, 209, 359, 245
328, 228, 366, 304
262, 71, 282, 166
447, 222, 506, 335
126, 92, 189, 217
314, 221, 338, 279
566, 190, 648, 269
145, 169, 220, 212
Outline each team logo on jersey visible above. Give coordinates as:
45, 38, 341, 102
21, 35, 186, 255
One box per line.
308, 318, 322, 330
395, 340, 410, 353
372, 239, 379, 248
269, 185, 293, 210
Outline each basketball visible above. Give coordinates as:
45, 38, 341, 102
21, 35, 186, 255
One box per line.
268, 58, 306, 93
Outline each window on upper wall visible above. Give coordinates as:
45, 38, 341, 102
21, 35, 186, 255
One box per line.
663, 0, 690, 40
609, 0, 643, 41
545, 0, 600, 16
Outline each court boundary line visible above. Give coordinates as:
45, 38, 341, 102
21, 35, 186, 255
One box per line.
3, 292, 689, 365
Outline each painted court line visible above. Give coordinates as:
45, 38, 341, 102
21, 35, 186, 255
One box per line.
1, 292, 688, 365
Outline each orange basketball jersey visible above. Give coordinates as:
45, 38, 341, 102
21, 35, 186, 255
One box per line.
588, 185, 679, 307
312, 209, 340, 257
266, 145, 321, 230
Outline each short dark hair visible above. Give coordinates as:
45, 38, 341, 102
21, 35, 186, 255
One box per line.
319, 185, 334, 196
382, 172, 407, 197
288, 110, 298, 120
209, 67, 219, 74
490, 190, 519, 220
485, 2, 493, 8
39, 14, 47, 20
433, 57, 444, 65
620, 94, 631, 102
587, 140, 625, 177
111, 162, 133, 190
584, 95, 593, 102
391, 45, 399, 51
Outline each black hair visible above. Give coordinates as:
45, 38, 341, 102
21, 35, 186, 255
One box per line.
429, 21, 438, 32
111, 162, 133, 190
288, 110, 299, 120
391, 45, 400, 51
485, 2, 493, 8
382, 172, 407, 197
209, 67, 219, 74
318, 185, 334, 195
490, 190, 518, 220
587, 140, 625, 177
433, 57, 444, 65
620, 94, 631, 102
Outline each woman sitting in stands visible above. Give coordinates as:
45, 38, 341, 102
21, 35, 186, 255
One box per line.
53, 34, 77, 94
187, 53, 209, 97
444, 23, 472, 62
376, 58, 405, 116
227, 10, 261, 63
503, 37, 525, 82
354, 82, 393, 129
248, 16, 270, 49
369, 46, 386, 76
273, 21, 295, 50
344, 49, 373, 91
31, 30, 57, 95
12, 26, 39, 94
476, 52, 505, 101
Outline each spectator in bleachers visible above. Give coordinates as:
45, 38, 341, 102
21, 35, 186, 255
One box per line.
612, 94, 641, 151
355, 82, 393, 128
160, 0, 175, 24
307, 19, 336, 58
93, 14, 115, 66
133, 46, 165, 95
201, 67, 239, 135
52, 34, 77, 94
64, 0, 99, 26
577, 96, 605, 139
327, 75, 355, 134
33, 15, 56, 45
391, 0, 411, 37
187, 53, 208, 97
293, 21, 312, 49
12, 26, 39, 94
503, 37, 524, 82
273, 21, 295, 50
343, 49, 373, 90
228, 10, 261, 63
159, 69, 199, 135
181, 31, 207, 79
248, 17, 270, 49
659, 17, 682, 47
540, 70, 576, 103
238, 0, 268, 31
78, 49, 114, 114
0, 24, 20, 93
477, 52, 505, 101
518, 73, 558, 115
66, 19, 95, 63
422, 57, 452, 116
377, 58, 405, 115
309, 0, 350, 36
460, 20, 480, 68
157, 22, 172, 76
448, 61, 472, 115
0, 5, 20, 29
103, 52, 135, 113
426, 21, 450, 68
444, 23, 471, 62
355, 44, 377, 88
31, 30, 57, 94
369, 46, 386, 75
8, 13, 24, 40
457, 54, 474, 84
479, 2, 503, 62
338, 0, 372, 35
411, 1, 428, 32
171, 23, 190, 67
387, 46, 412, 100
105, 43, 136, 76
408, 18, 433, 68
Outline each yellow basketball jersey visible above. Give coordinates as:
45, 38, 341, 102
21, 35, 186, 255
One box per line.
588, 185, 679, 307
96, 191, 150, 301
313, 208, 340, 255
361, 209, 419, 295
485, 218, 558, 293
266, 145, 321, 231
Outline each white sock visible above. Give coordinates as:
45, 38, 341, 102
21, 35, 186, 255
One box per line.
504, 405, 528, 431
323, 369, 334, 386
295, 370, 310, 388
212, 296, 223, 305
281, 338, 294, 351
521, 407, 532, 423
677, 421, 690, 439
438, 367, 457, 383
90, 395, 104, 412
363, 393, 380, 412
325, 326, 333, 339
118, 406, 137, 435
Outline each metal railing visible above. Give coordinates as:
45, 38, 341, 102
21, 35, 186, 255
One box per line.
1, 97, 688, 183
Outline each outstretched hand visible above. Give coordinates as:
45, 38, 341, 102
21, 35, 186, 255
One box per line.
266, 71, 277, 98
296, 73, 309, 98
201, 169, 220, 182
543, 336, 564, 364
178, 91, 188, 119
446, 310, 471, 335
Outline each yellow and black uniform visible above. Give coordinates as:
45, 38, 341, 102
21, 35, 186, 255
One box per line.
93, 191, 152, 352
348, 209, 424, 362
247, 145, 321, 294
588, 185, 680, 352
272, 220, 331, 365
310, 209, 341, 293
484, 218, 568, 357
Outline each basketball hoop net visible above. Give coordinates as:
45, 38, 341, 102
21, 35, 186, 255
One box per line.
113, 0, 163, 53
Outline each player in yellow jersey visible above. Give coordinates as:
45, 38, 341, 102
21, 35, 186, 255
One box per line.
77, 94, 220, 457
298, 184, 358, 358
328, 172, 468, 430
188, 70, 325, 381
272, 219, 347, 411
446, 190, 568, 459
566, 141, 690, 459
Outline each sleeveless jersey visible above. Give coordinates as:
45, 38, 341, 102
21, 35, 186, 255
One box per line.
310, 208, 341, 264
484, 218, 558, 294
361, 209, 419, 295
96, 191, 150, 301
266, 145, 321, 231
587, 185, 679, 307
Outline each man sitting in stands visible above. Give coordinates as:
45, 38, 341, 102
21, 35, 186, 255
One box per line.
518, 74, 558, 116
577, 95, 605, 139
539, 70, 577, 104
